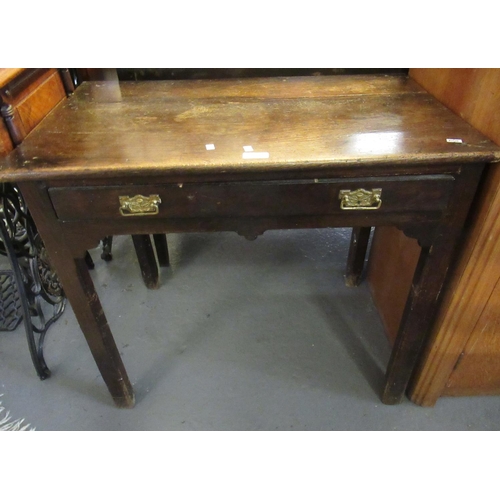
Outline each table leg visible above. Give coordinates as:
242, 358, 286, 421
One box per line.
69, 257, 136, 407
153, 234, 170, 267
381, 245, 439, 404
132, 234, 160, 289
345, 227, 371, 287
381, 167, 484, 404
17, 182, 135, 408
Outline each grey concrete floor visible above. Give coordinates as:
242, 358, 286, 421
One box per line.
1, 228, 499, 430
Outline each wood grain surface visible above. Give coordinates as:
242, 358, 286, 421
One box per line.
0, 69, 66, 147
48, 175, 454, 222
3, 73, 500, 407
0, 119, 13, 156
0, 76, 498, 183
0, 68, 24, 88
367, 69, 500, 405
15, 69, 66, 133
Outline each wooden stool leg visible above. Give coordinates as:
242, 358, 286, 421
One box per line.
153, 234, 170, 267
345, 227, 371, 287
84, 251, 95, 270
101, 236, 113, 261
132, 235, 160, 289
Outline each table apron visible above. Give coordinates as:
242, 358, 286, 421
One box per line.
48, 174, 455, 223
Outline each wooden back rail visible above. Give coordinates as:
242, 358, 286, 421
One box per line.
0, 75, 498, 408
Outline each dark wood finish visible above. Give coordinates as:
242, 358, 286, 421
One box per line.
345, 227, 371, 287
132, 235, 160, 289
116, 69, 408, 82
16, 181, 135, 408
74, 68, 91, 84
80, 69, 118, 81
382, 166, 484, 404
0, 104, 27, 146
0, 76, 496, 183
67, 68, 160, 287
48, 176, 455, 222
1, 75, 498, 408
84, 250, 95, 269
59, 69, 75, 95
153, 234, 170, 267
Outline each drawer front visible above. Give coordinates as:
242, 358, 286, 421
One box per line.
49, 175, 454, 222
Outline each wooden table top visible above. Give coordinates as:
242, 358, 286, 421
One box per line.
1, 75, 499, 182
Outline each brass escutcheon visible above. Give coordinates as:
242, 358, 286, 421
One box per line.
339, 188, 382, 210
119, 194, 161, 216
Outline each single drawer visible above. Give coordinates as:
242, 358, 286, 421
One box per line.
49, 175, 455, 222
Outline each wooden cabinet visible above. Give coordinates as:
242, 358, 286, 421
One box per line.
367, 68, 500, 405
0, 119, 13, 156
0, 68, 68, 149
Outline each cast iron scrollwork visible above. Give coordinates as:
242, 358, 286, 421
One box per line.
0, 183, 66, 379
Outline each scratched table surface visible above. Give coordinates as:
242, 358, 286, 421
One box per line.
2, 74, 500, 410
1, 75, 499, 183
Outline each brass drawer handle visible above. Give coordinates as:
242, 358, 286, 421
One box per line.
119, 194, 161, 216
339, 188, 382, 210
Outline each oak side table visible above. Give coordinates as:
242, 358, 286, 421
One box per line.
1, 75, 499, 408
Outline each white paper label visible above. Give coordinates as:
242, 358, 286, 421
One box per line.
242, 152, 270, 159
205, 144, 215, 150
446, 138, 463, 143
